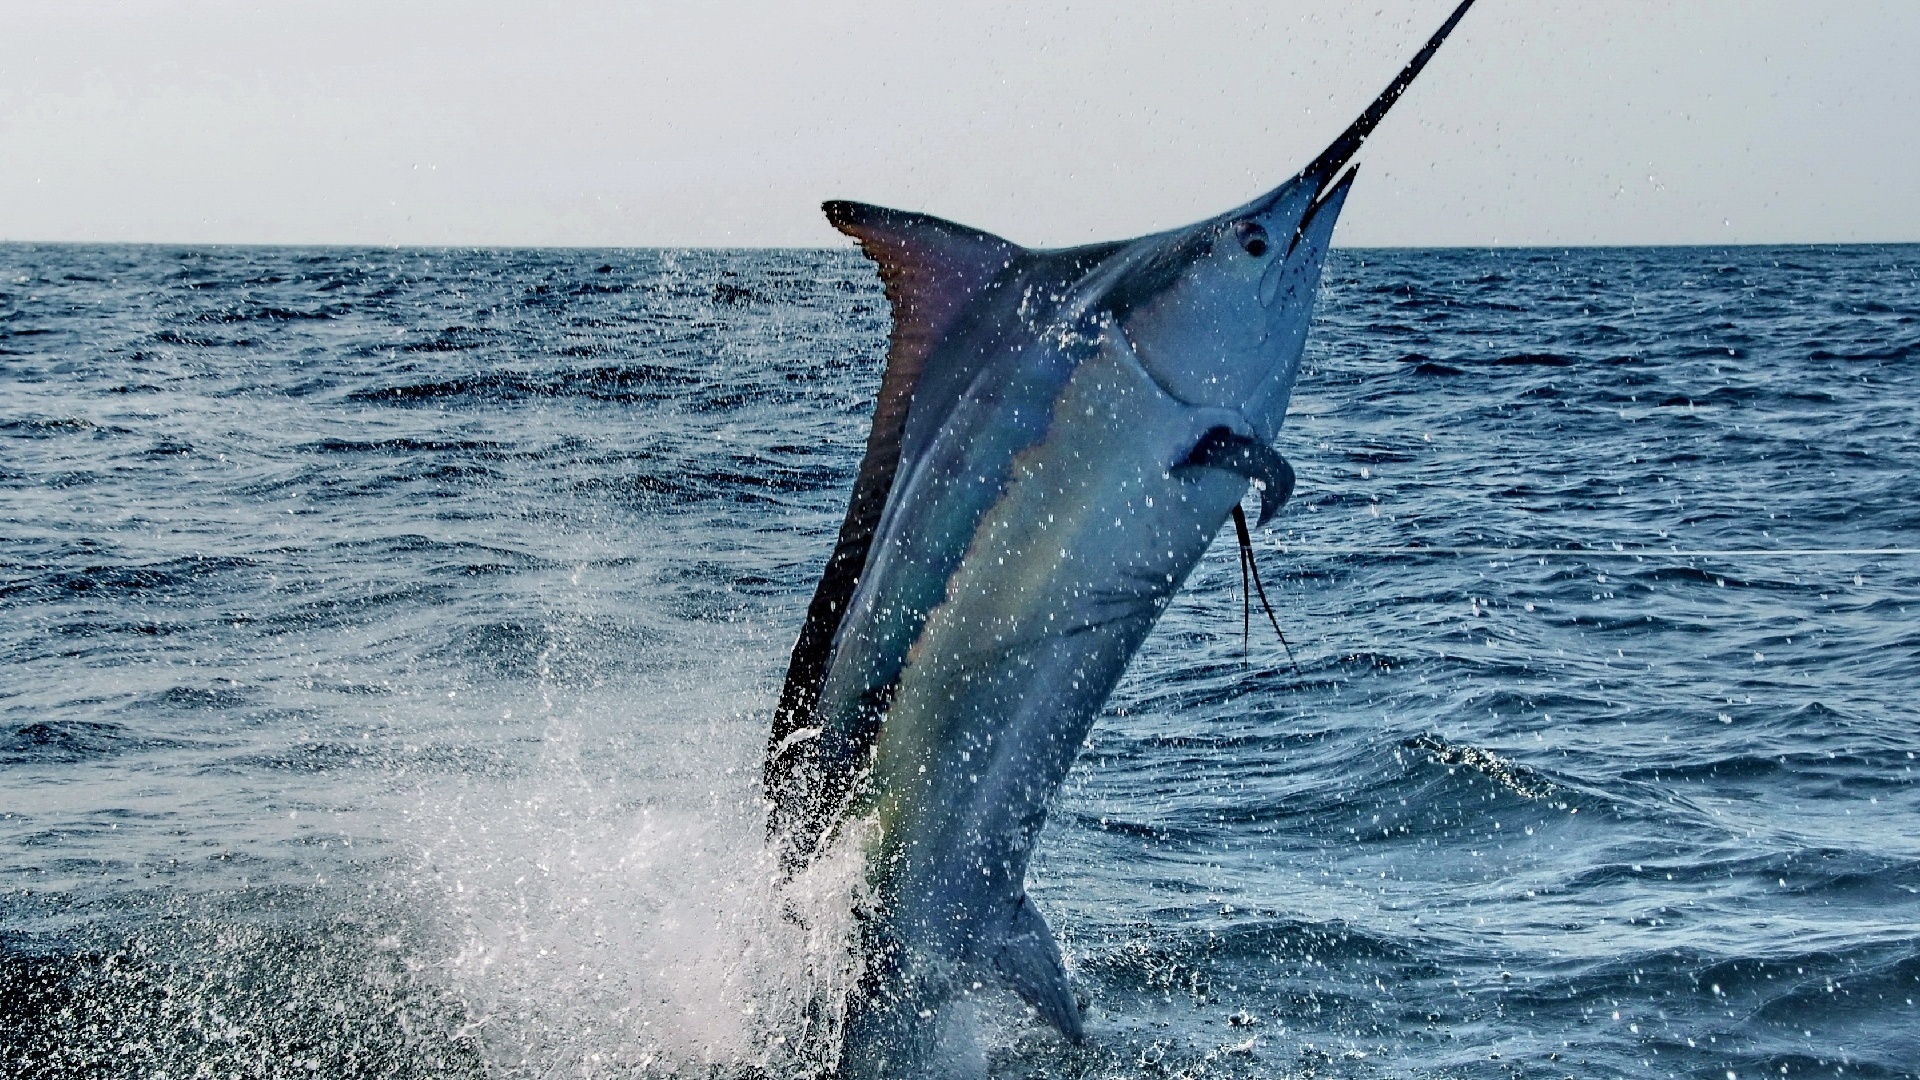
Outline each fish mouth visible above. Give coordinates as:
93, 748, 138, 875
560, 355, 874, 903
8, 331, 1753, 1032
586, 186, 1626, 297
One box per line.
1288, 166, 1358, 258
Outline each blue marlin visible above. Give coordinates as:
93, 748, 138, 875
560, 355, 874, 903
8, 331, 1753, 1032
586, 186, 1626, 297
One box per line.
764, 3, 1475, 1072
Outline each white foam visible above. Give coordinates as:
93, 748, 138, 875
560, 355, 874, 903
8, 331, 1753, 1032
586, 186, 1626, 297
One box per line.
401, 672, 865, 1077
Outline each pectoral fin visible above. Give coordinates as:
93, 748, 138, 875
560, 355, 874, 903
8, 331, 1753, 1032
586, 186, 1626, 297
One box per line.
990, 895, 1084, 1043
1178, 428, 1296, 526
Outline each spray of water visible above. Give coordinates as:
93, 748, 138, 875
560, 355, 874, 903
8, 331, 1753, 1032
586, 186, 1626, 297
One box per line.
401, 670, 868, 1078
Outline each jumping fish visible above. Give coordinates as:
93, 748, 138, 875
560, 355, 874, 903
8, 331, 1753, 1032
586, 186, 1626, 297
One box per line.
764, 3, 1476, 1072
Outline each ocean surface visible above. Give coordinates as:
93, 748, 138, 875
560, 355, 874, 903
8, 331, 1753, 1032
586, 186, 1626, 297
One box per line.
2, 241, 1916, 1079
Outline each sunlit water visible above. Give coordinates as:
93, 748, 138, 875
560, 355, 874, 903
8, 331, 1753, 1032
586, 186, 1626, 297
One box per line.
2, 243, 1916, 1079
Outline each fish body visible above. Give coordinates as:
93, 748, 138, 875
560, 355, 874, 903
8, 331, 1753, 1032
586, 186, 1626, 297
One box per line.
763, 4, 1476, 1073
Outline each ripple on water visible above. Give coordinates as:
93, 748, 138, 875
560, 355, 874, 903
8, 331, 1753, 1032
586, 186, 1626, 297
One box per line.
3, 243, 1918, 1077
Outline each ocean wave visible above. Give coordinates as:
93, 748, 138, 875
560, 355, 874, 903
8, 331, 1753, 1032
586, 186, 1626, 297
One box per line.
5, 241, 1918, 1078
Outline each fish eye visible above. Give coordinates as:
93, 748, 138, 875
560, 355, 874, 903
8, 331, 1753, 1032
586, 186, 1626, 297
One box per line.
1235, 221, 1269, 258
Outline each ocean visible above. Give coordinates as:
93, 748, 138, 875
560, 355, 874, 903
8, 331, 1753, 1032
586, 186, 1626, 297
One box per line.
2, 242, 1916, 1078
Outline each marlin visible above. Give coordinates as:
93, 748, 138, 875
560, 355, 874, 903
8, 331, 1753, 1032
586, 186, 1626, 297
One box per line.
764, 3, 1475, 1073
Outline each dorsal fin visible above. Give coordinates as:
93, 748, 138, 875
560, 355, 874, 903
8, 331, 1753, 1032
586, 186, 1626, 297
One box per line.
764, 202, 1023, 842
826, 200, 1024, 390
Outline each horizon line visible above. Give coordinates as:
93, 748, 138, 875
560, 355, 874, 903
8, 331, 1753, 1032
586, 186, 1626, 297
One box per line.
4, 239, 1918, 254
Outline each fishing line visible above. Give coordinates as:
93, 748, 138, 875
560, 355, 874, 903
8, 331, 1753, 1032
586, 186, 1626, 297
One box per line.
1236, 521, 1251, 653
1217, 540, 1911, 672
1231, 504, 1302, 677
1260, 546, 1920, 558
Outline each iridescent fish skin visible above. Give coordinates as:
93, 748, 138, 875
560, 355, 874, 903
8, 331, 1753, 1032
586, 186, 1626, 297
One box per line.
762, 4, 1477, 1073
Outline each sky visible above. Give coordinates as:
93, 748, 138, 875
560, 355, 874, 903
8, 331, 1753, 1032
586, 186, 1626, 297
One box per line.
1, 0, 1915, 249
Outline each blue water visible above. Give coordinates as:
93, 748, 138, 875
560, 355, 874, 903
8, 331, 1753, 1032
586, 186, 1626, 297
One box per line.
2, 242, 1917, 1079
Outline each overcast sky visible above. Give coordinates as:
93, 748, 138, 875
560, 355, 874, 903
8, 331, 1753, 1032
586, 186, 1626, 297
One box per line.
2, 1, 1915, 248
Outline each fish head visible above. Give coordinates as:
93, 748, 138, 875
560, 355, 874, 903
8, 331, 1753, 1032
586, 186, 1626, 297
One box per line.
1106, 166, 1356, 434
1095, 0, 1474, 436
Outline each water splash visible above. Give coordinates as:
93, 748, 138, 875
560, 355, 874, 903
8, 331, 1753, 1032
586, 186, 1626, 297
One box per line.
410, 680, 867, 1078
